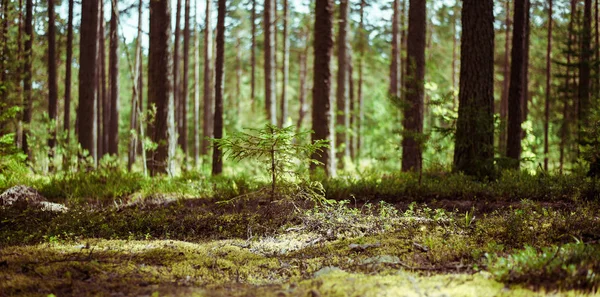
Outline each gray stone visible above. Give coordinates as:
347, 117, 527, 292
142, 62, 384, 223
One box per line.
0, 185, 68, 213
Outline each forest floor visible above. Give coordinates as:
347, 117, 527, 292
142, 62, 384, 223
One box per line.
2, 193, 600, 296
2, 171, 600, 296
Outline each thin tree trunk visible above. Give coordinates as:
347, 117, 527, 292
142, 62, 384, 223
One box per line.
0, 0, 8, 129
193, 0, 201, 167
506, 0, 526, 168
596, 0, 599, 93
148, 0, 173, 175
357, 0, 366, 159
560, 0, 577, 173
451, 0, 459, 106
235, 37, 242, 119
521, 0, 531, 135
78, 0, 99, 162
128, 0, 144, 171
348, 53, 355, 160
64, 0, 73, 139
108, 0, 119, 156
579, 0, 592, 131
174, 0, 182, 150
212, 0, 226, 175
280, 0, 290, 127
16, 0, 23, 147
264, 0, 277, 125
390, 0, 400, 98
310, 0, 334, 176
296, 32, 309, 131
544, 0, 553, 171
336, 0, 350, 169
402, 0, 426, 173
22, 0, 33, 156
500, 0, 511, 155
99, 2, 108, 161
202, 0, 213, 157
47, 0, 58, 163
251, 0, 257, 111
182, 0, 191, 163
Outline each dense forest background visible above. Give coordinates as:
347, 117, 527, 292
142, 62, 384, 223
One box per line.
0, 0, 599, 179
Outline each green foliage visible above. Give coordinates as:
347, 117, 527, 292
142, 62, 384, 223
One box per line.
487, 243, 600, 291
214, 124, 328, 198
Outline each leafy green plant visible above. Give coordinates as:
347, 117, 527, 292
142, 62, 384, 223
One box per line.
214, 124, 328, 199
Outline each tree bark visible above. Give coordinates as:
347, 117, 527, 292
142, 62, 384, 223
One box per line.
280, 0, 290, 127
401, 0, 426, 173
148, 0, 173, 175
64, 0, 73, 139
560, 0, 577, 173
453, 0, 495, 178
212, 0, 226, 175
47, 0, 58, 161
78, 0, 99, 161
310, 0, 334, 176
499, 0, 511, 155
336, 0, 350, 169
108, 0, 119, 156
182, 0, 191, 162
264, 0, 277, 125
544, 0, 553, 171
22, 0, 33, 156
506, 0, 527, 168
202, 0, 213, 157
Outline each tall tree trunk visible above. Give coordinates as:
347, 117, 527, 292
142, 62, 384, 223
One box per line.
560, 0, 577, 173
580, 0, 592, 133
182, 0, 191, 163
506, 0, 527, 168
296, 30, 309, 131
357, 0, 366, 159
596, 0, 599, 93
521, 0, 531, 135
47, 0, 58, 163
212, 0, 226, 175
401, 0, 426, 173
451, 0, 459, 106
251, 0, 257, 111
264, 0, 277, 125
78, 0, 99, 161
16, 0, 23, 147
336, 0, 349, 169
148, 0, 173, 175
310, 0, 334, 176
390, 0, 400, 97
174, 0, 182, 150
193, 0, 201, 167
544, 0, 553, 171
348, 53, 355, 160
235, 37, 242, 118
108, 0, 119, 156
22, 0, 33, 156
500, 0, 511, 155
202, 0, 213, 157
0, 0, 8, 130
454, 0, 495, 178
64, 0, 73, 139
280, 0, 290, 127
128, 0, 144, 171
99, 2, 108, 161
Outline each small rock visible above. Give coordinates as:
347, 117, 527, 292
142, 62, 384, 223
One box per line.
313, 266, 343, 278
0, 185, 68, 213
360, 255, 400, 265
